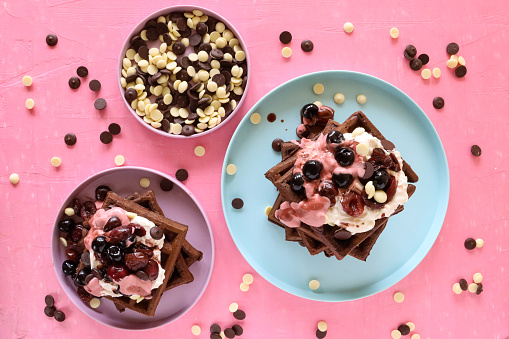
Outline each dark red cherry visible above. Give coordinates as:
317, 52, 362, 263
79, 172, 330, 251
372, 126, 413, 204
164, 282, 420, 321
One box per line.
144, 259, 159, 280
95, 185, 111, 201
103, 215, 122, 232
91, 236, 108, 253
300, 103, 318, 120
58, 219, 75, 233
107, 263, 129, 281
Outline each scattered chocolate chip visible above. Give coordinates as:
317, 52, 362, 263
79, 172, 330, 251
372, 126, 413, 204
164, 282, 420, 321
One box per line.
68, 76, 81, 89
232, 324, 243, 336
125, 88, 137, 102
476, 283, 483, 295
77, 66, 88, 77
232, 198, 244, 210
272, 138, 283, 152
361, 162, 375, 179
89, 79, 101, 92
279, 31, 292, 44
405, 44, 417, 58
333, 229, 352, 240
64, 133, 77, 146
210, 334, 221, 339
233, 309, 246, 320
471, 145, 482, 157
44, 306, 56, 317
81, 252, 91, 266
45, 295, 55, 307
136, 271, 149, 281
316, 329, 327, 339
176, 169, 188, 182
224, 328, 235, 338
46, 34, 58, 46
94, 98, 107, 110
464, 237, 476, 250
108, 123, 121, 135
446, 42, 459, 55
418, 54, 429, 65
459, 278, 468, 291
150, 226, 163, 240
210, 324, 221, 334
398, 324, 410, 336
410, 58, 422, 71
301, 39, 314, 52
160, 178, 174, 192
380, 140, 395, 151
100, 131, 113, 144
267, 113, 277, 122
53, 310, 65, 322
433, 96, 445, 109
455, 65, 467, 78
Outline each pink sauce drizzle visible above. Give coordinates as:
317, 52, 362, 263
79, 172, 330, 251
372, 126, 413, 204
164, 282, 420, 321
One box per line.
84, 207, 131, 250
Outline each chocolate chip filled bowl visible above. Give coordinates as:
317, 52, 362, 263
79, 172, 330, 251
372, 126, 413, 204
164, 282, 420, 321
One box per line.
118, 6, 250, 137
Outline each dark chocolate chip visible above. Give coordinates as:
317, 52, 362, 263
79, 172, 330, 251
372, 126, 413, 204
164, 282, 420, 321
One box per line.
279, 31, 292, 44
189, 33, 202, 46
163, 33, 172, 45
145, 20, 157, 29
198, 97, 211, 108
64, 133, 77, 146
182, 125, 195, 136
125, 73, 138, 83
233, 309, 246, 320
199, 61, 211, 71
173, 42, 186, 55
160, 178, 174, 192
232, 198, 244, 209
136, 271, 149, 281
224, 328, 235, 338
446, 42, 459, 55
77, 66, 88, 78
150, 226, 163, 240
221, 71, 232, 84
471, 145, 482, 157
89, 79, 101, 92
198, 42, 212, 53
46, 34, 58, 46
156, 22, 169, 35
459, 279, 468, 291
223, 46, 235, 55
210, 334, 221, 339
132, 39, 146, 51
211, 49, 224, 59
301, 39, 314, 52
174, 117, 185, 125
334, 228, 352, 240
220, 60, 233, 69
398, 324, 410, 335
188, 112, 198, 120
410, 58, 422, 71
45, 295, 55, 307
316, 329, 327, 339
403, 50, 413, 60
176, 70, 191, 82
94, 98, 107, 110
180, 56, 192, 69
272, 138, 283, 152
108, 123, 121, 135
138, 46, 149, 60
100, 131, 113, 144
418, 54, 429, 65
85, 274, 95, 284
464, 237, 476, 250
130, 35, 142, 45
433, 97, 445, 109
81, 252, 91, 266
176, 94, 190, 108
206, 17, 217, 33
176, 169, 188, 181
232, 324, 243, 336
476, 283, 483, 295
68, 76, 81, 89
44, 306, 56, 317
212, 74, 226, 87
161, 119, 171, 132
405, 44, 417, 58
455, 65, 467, 78
380, 140, 395, 151
146, 27, 159, 41
180, 27, 192, 38
210, 323, 221, 334
176, 17, 187, 31
125, 88, 137, 102
196, 22, 208, 36
54, 310, 65, 322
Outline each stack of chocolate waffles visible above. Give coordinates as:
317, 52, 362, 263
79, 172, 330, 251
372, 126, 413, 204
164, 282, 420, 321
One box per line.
265, 111, 418, 261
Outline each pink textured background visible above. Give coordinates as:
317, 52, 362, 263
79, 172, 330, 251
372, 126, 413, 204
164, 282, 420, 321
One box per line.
1, 0, 508, 338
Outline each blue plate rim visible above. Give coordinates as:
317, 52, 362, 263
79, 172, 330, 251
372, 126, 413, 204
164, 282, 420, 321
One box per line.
221, 70, 450, 302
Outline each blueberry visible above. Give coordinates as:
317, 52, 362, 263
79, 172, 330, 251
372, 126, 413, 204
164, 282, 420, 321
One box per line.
302, 160, 323, 180
300, 103, 318, 120
371, 170, 390, 190
62, 260, 78, 276
91, 236, 108, 253
326, 130, 344, 144
107, 245, 123, 262
95, 185, 111, 201
74, 267, 91, 286
334, 147, 355, 167
290, 172, 305, 192
332, 173, 353, 188
103, 215, 122, 232
58, 219, 75, 233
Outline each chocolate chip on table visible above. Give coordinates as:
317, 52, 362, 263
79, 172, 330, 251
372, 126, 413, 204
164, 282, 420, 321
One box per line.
471, 145, 482, 157
398, 324, 411, 336
53, 310, 66, 322
267, 113, 277, 123
64, 133, 77, 146
176, 169, 189, 182
108, 123, 121, 135
459, 278, 468, 291
301, 39, 314, 52
44, 306, 56, 317
464, 237, 477, 250
68, 76, 81, 89
403, 44, 417, 60
279, 31, 292, 44
210, 324, 221, 334
89, 79, 101, 92
94, 98, 107, 110
409, 58, 423, 71
150, 226, 163, 240
232, 198, 244, 210
232, 324, 243, 336
455, 65, 467, 78
160, 178, 174, 192
476, 283, 483, 295
272, 138, 284, 152
418, 54, 429, 65
45, 295, 55, 307
100, 131, 113, 144
316, 329, 327, 339
46, 34, 58, 46
433, 96, 445, 109
210, 334, 221, 339
224, 328, 235, 338
233, 309, 246, 320
77, 66, 88, 77
446, 42, 459, 55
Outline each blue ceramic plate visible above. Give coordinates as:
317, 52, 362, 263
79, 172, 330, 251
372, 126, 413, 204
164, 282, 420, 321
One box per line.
221, 71, 449, 302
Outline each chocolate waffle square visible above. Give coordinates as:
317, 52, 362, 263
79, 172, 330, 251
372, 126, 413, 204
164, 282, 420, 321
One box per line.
102, 191, 188, 316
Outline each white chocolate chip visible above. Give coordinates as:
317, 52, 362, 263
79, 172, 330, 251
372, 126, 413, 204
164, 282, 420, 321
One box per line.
264, 206, 272, 216
194, 146, 205, 157
235, 51, 246, 62
51, 157, 62, 167
191, 325, 201, 336
365, 181, 376, 199
374, 190, 387, 203
215, 22, 226, 33
59, 237, 67, 247
406, 322, 415, 331
432, 68, 441, 78
421, 68, 431, 80
114, 155, 125, 166
458, 56, 466, 66
171, 123, 183, 135
453, 282, 463, 294
411, 334, 420, 339
317, 321, 327, 332
282, 47, 292, 58
89, 298, 101, 309
250, 113, 261, 124
64, 207, 75, 216
356, 143, 370, 157
313, 83, 325, 95
468, 283, 478, 293
391, 330, 402, 339
242, 273, 254, 285
240, 282, 249, 292
390, 27, 399, 38
226, 164, 237, 175
228, 302, 238, 312
356, 94, 367, 104
352, 127, 365, 137
473, 273, 483, 284
446, 58, 458, 68
393, 292, 405, 303
25, 98, 35, 109
139, 177, 150, 188
22, 75, 33, 86
309, 279, 320, 290
333, 93, 345, 104
343, 22, 354, 33
126, 212, 137, 219
476, 238, 484, 248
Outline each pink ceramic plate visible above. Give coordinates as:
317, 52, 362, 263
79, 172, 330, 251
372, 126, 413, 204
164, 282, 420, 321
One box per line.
118, 6, 251, 138
51, 167, 214, 330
